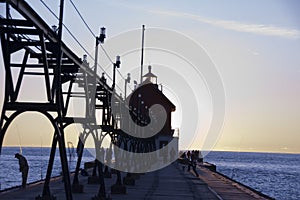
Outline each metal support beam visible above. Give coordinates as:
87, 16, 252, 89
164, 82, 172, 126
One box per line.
42, 133, 58, 197
57, 127, 72, 200
14, 50, 29, 101
39, 33, 52, 102
73, 139, 84, 185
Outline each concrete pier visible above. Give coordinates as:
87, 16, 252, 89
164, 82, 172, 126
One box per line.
0, 162, 272, 200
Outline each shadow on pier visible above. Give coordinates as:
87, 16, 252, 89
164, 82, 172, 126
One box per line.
0, 161, 273, 200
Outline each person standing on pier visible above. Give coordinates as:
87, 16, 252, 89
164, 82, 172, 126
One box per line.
14, 153, 29, 188
190, 153, 199, 177
187, 151, 191, 171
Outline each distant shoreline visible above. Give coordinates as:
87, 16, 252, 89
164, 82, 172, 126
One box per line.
2, 146, 300, 155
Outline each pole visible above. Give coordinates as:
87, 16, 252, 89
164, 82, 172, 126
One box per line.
94, 40, 99, 74
112, 56, 120, 90
140, 25, 145, 84
124, 81, 127, 99
113, 63, 116, 90
56, 1, 73, 199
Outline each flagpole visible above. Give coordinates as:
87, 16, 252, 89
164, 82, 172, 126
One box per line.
140, 25, 145, 84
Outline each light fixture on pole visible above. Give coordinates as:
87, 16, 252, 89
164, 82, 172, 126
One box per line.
97, 27, 106, 45
112, 55, 121, 90
91, 27, 106, 119
124, 73, 131, 99
94, 27, 106, 74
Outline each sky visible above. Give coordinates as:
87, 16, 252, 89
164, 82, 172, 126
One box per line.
1, 0, 300, 153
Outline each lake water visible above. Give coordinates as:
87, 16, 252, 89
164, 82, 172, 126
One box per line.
0, 147, 94, 190
205, 151, 300, 200
0, 147, 299, 200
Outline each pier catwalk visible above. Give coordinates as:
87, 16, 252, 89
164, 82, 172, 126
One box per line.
0, 162, 270, 200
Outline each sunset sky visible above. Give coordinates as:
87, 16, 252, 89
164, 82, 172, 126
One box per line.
1, 0, 300, 153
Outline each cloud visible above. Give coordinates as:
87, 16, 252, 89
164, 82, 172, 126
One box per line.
151, 10, 300, 39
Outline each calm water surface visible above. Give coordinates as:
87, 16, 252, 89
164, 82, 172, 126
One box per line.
1, 148, 299, 200
205, 151, 300, 200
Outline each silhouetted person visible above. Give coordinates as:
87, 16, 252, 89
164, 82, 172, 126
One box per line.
190, 153, 199, 177
15, 153, 29, 188
187, 151, 191, 160
187, 151, 191, 171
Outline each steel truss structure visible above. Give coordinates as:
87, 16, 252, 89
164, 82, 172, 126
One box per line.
0, 0, 159, 200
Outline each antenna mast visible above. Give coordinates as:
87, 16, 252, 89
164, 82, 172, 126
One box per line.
140, 25, 145, 84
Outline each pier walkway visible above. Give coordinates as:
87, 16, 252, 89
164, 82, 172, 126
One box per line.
0, 162, 271, 200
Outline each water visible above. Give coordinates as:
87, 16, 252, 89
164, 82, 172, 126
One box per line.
0, 147, 94, 190
205, 151, 300, 200
0, 148, 299, 200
